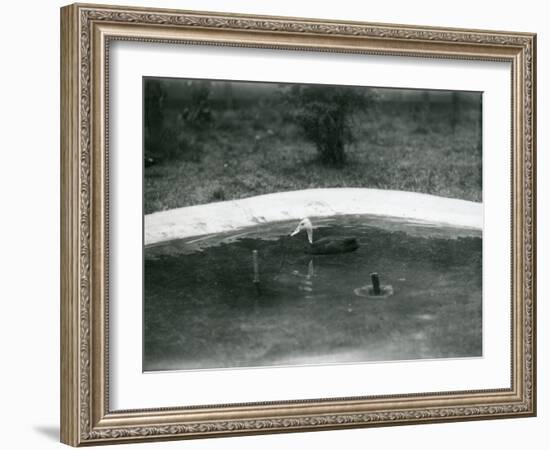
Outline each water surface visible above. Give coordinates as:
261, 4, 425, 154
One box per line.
144, 215, 482, 371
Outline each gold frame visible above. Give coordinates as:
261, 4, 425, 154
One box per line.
60, 2, 537, 446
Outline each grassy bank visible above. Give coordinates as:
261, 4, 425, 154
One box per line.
144, 87, 482, 214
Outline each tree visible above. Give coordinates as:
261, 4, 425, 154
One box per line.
144, 79, 165, 162
180, 80, 212, 128
284, 84, 370, 166
143, 79, 212, 164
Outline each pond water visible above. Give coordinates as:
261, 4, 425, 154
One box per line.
144, 215, 482, 371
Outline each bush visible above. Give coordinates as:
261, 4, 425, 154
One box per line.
283, 84, 371, 166
179, 80, 212, 128
144, 79, 212, 165
144, 79, 165, 162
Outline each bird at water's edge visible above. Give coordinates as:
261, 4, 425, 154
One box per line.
289, 218, 359, 255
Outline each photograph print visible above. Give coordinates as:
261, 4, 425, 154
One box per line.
143, 77, 482, 372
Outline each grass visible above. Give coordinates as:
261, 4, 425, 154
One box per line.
144, 101, 482, 214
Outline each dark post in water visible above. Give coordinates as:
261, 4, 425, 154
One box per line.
370, 272, 381, 296
252, 250, 260, 289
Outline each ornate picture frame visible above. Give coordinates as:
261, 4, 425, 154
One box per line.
60, 3, 536, 446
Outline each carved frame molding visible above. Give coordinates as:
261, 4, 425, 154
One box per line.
61, 3, 536, 446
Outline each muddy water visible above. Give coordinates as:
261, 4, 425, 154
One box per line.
144, 215, 482, 371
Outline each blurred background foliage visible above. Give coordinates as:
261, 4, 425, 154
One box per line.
143, 78, 482, 214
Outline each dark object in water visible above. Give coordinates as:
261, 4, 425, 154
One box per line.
252, 249, 262, 295
252, 249, 260, 283
354, 283, 394, 299
290, 217, 359, 255
370, 272, 381, 295
355, 274, 393, 298
306, 236, 359, 255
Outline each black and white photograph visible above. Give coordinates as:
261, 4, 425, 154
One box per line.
1, 0, 542, 448
143, 77, 483, 372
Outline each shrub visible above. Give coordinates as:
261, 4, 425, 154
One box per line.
283, 84, 371, 167
144, 79, 212, 165
144, 79, 165, 162
180, 80, 212, 129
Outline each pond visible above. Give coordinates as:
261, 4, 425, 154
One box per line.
144, 215, 482, 371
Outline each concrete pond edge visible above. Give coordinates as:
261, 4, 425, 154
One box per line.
144, 188, 482, 246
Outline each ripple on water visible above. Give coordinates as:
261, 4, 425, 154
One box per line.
144, 214, 482, 371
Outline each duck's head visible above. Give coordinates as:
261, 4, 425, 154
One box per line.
290, 218, 313, 244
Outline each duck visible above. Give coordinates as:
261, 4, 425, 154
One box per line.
289, 218, 359, 255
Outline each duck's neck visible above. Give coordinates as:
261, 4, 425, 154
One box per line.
306, 226, 313, 244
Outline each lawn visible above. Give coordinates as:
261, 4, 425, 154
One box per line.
144, 84, 482, 214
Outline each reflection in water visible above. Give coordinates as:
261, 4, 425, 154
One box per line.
281, 259, 315, 298
144, 214, 482, 371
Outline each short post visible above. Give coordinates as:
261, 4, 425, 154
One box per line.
252, 250, 261, 294
370, 272, 381, 296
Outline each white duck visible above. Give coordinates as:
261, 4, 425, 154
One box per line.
289, 218, 359, 255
